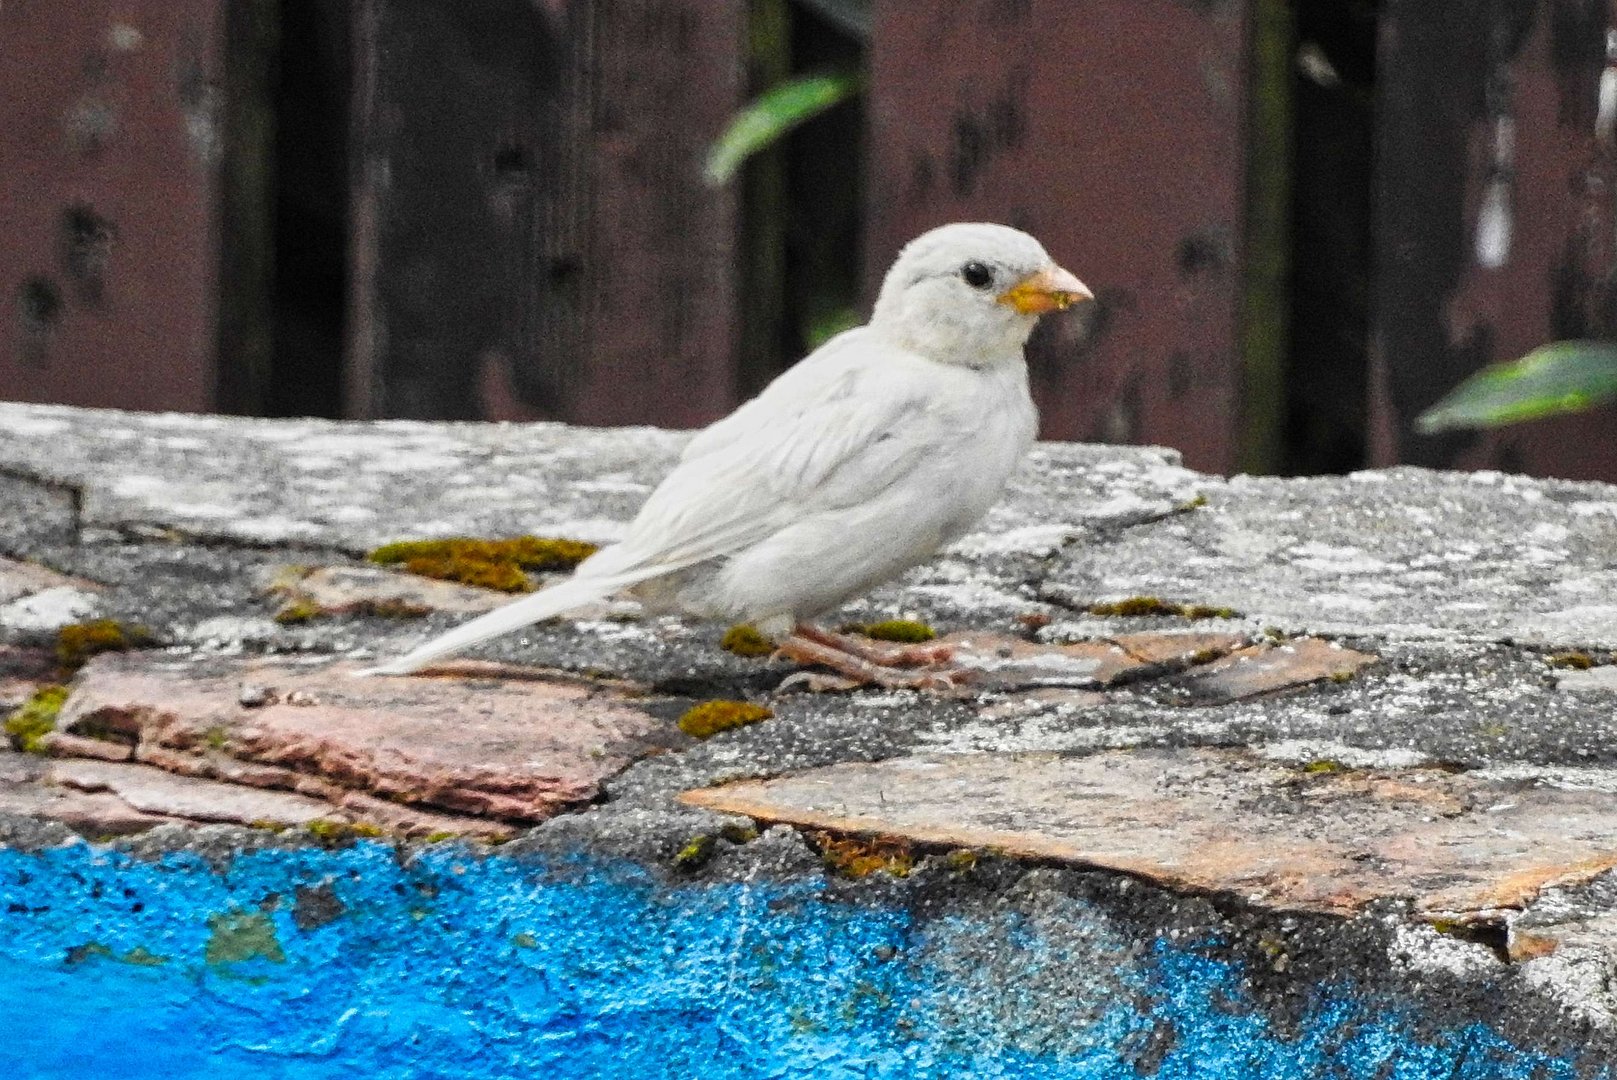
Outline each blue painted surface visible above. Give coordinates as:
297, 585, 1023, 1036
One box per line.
0, 841, 1600, 1079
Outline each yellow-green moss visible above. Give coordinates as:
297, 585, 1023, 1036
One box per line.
5, 684, 69, 753
814, 832, 912, 879
512, 931, 538, 949
678, 700, 773, 738
422, 830, 458, 844
56, 619, 152, 670
1301, 759, 1345, 774
1548, 651, 1595, 670
720, 624, 775, 657
674, 834, 718, 870
944, 848, 978, 872
1182, 604, 1240, 620
306, 819, 386, 844
856, 619, 937, 643
1177, 493, 1210, 511
367, 536, 598, 593
1328, 669, 1355, 684
1087, 597, 1239, 620
273, 599, 322, 625
1189, 648, 1224, 665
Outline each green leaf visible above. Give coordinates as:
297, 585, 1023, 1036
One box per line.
1415, 341, 1617, 433
704, 71, 863, 186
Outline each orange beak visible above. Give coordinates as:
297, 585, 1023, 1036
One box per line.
997, 264, 1093, 315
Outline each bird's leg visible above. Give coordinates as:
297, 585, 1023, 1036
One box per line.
775, 624, 961, 690
792, 624, 956, 666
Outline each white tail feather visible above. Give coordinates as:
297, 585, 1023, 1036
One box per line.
357, 570, 648, 676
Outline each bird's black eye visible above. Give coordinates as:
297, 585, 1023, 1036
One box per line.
960, 261, 994, 289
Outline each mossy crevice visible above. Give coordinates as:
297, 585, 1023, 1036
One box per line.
678, 700, 773, 738
813, 832, 913, 879
1087, 596, 1240, 620
56, 619, 153, 671
306, 819, 385, 845
5, 684, 70, 752
273, 596, 432, 625
368, 536, 598, 593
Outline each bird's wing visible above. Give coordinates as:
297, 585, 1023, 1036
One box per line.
586, 334, 937, 578
677, 327, 867, 464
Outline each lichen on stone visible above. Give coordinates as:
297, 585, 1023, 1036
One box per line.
4, 684, 70, 752
678, 700, 773, 738
1547, 651, 1595, 670
1087, 597, 1239, 620
56, 619, 152, 671
367, 536, 599, 594
720, 624, 774, 657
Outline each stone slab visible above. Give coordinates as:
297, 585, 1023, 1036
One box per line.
56, 654, 675, 823
264, 563, 510, 616
1167, 638, 1377, 701
682, 748, 1617, 925
0, 555, 93, 605
1042, 469, 1617, 649
48, 758, 334, 827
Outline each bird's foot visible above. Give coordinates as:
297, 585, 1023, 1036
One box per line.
774, 625, 968, 692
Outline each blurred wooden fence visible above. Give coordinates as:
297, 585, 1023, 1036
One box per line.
2, 0, 1615, 482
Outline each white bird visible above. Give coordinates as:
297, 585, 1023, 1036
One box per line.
362, 222, 1091, 684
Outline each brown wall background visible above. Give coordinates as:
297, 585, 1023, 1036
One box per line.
2, 0, 1614, 482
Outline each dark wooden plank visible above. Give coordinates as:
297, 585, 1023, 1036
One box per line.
866, 0, 1255, 474
1371, 0, 1617, 482
347, 0, 552, 420
0, 0, 232, 413
348, 0, 747, 427
562, 0, 748, 428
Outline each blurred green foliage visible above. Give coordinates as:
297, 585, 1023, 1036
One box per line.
1416, 341, 1617, 433
704, 71, 863, 185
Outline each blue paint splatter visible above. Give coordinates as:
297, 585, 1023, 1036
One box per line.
0, 842, 1599, 1079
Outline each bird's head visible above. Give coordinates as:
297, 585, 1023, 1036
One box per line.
870, 222, 1091, 366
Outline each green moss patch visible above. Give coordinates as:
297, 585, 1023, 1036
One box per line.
306, 819, 386, 844
720, 624, 775, 657
1087, 596, 1239, 620
678, 700, 773, 738
842, 619, 937, 643
367, 536, 598, 594
56, 619, 153, 671
5, 684, 70, 752
673, 833, 718, 870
